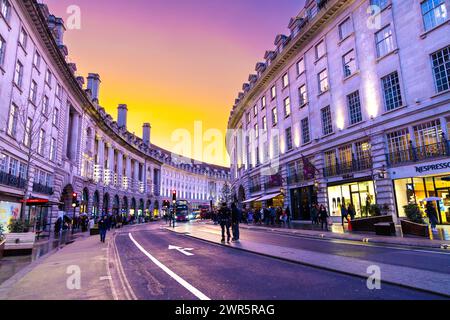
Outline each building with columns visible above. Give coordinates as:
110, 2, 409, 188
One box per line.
0, 0, 230, 230
227, 0, 450, 224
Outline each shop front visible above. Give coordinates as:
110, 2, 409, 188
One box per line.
327, 178, 375, 219
390, 159, 450, 224
391, 159, 450, 224
257, 192, 284, 208
290, 186, 317, 221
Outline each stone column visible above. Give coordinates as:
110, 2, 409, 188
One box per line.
69, 113, 80, 161
134, 161, 140, 191
117, 151, 123, 184
108, 145, 115, 172
97, 137, 105, 183
126, 157, 132, 189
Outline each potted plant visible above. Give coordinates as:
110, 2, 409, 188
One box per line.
401, 204, 429, 238
0, 223, 5, 259
5, 218, 36, 252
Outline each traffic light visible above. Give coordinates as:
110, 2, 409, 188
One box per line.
72, 192, 79, 208
172, 190, 177, 202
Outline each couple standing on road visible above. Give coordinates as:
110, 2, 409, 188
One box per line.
217, 202, 241, 244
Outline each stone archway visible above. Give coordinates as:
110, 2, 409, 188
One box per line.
59, 184, 74, 213
103, 193, 110, 215
81, 188, 89, 215
93, 191, 100, 218
131, 198, 137, 216
112, 195, 120, 216
122, 196, 129, 216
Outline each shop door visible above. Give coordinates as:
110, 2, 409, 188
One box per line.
299, 187, 311, 221
290, 189, 301, 220
350, 191, 362, 218
436, 188, 450, 224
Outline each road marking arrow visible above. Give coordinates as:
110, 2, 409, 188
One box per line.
168, 245, 194, 256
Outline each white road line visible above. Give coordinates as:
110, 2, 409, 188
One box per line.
128, 233, 210, 301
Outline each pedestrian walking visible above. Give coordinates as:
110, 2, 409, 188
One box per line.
269, 207, 276, 226
285, 206, 291, 228
425, 201, 439, 231
319, 204, 329, 231
231, 203, 241, 242
98, 216, 108, 243
218, 202, 232, 243
340, 204, 348, 226
247, 210, 254, 225
311, 204, 319, 225
348, 203, 356, 221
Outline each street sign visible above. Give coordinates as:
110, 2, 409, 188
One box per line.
168, 245, 194, 256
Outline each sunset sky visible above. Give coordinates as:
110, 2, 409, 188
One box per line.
45, 0, 304, 167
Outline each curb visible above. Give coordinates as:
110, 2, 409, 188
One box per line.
210, 223, 450, 251
166, 228, 450, 299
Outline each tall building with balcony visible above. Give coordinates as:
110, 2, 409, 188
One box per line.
227, 0, 450, 224
0, 0, 230, 231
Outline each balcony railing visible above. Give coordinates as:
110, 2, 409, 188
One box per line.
0, 171, 26, 189
323, 157, 373, 178
32, 182, 54, 195
386, 141, 450, 167
249, 184, 262, 194
264, 179, 283, 190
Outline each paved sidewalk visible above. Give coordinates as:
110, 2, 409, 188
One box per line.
0, 232, 114, 300
213, 221, 450, 249
167, 223, 450, 297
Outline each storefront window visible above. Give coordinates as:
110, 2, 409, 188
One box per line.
394, 175, 450, 223
327, 180, 375, 217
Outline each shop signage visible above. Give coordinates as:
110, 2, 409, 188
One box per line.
415, 161, 450, 174
342, 174, 354, 180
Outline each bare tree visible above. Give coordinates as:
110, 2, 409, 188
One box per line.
15, 95, 52, 221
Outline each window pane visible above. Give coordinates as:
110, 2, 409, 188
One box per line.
382, 71, 403, 111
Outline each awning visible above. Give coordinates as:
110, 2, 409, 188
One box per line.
242, 196, 261, 204
257, 193, 282, 201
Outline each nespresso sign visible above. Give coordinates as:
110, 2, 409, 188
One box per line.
415, 161, 450, 173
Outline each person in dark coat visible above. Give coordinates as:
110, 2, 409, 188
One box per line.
340, 204, 348, 226
285, 206, 291, 227
426, 201, 439, 231
231, 203, 241, 242
348, 203, 356, 221
218, 203, 232, 243
98, 216, 108, 243
319, 205, 329, 231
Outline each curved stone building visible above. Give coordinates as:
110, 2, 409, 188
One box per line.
227, 0, 450, 223
0, 0, 230, 229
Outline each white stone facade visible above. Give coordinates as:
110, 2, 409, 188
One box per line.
0, 0, 230, 228
227, 0, 450, 222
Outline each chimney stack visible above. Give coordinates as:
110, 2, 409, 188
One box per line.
117, 104, 128, 129
48, 15, 66, 46
87, 73, 101, 103
142, 123, 151, 146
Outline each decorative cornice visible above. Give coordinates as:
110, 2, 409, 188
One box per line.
227, 0, 350, 131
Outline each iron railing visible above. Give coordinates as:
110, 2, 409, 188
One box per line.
323, 157, 373, 177
0, 171, 26, 189
386, 141, 450, 167
32, 182, 54, 195
249, 184, 262, 193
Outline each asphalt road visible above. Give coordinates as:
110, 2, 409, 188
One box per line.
113, 224, 445, 300
192, 223, 450, 274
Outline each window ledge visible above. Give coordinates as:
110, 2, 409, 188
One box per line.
0, 65, 5, 75
430, 89, 450, 99
420, 20, 449, 39
12, 82, 23, 94
18, 42, 27, 56
299, 102, 308, 109
381, 105, 408, 116
314, 54, 327, 65
342, 70, 360, 82
337, 32, 354, 46
296, 71, 305, 79
0, 14, 12, 31
301, 141, 312, 147
317, 89, 330, 98
376, 48, 399, 63
347, 120, 366, 129
321, 132, 335, 139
